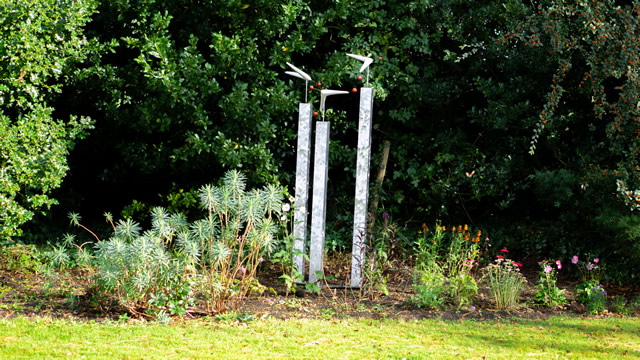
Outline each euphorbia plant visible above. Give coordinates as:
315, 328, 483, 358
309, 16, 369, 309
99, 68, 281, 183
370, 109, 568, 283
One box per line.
197, 170, 283, 313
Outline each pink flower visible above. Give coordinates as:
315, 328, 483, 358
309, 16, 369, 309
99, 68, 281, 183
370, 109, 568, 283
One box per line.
571, 255, 579, 264
501, 247, 509, 253
496, 255, 504, 259
513, 262, 523, 267
556, 260, 562, 269
544, 265, 553, 274
593, 257, 599, 264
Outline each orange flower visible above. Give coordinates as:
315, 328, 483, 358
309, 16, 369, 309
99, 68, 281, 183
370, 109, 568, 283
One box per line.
442, 226, 446, 231
421, 223, 427, 229
464, 224, 468, 231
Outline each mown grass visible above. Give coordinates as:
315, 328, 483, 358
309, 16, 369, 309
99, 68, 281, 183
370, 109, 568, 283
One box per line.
1, 315, 639, 359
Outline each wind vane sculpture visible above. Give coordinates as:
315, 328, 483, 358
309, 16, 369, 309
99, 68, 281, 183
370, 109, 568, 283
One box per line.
284, 54, 377, 287
347, 53, 373, 86
319, 89, 349, 121
308, 88, 348, 284
347, 53, 375, 288
286, 62, 313, 102
285, 62, 314, 281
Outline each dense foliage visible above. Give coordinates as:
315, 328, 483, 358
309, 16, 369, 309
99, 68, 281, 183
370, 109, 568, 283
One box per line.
0, 0, 95, 243
3, 0, 640, 278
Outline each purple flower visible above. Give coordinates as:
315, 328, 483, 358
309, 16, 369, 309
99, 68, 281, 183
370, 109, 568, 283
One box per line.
571, 255, 579, 264
586, 263, 594, 271
382, 212, 390, 219
544, 265, 553, 274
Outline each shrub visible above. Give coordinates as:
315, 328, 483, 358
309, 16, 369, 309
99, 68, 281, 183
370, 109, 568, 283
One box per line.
610, 295, 630, 316
413, 265, 446, 309
0, 0, 95, 242
481, 250, 526, 311
0, 244, 43, 272
86, 170, 284, 318
575, 280, 607, 315
196, 170, 282, 313
360, 212, 400, 300
412, 223, 482, 310
535, 260, 567, 308
92, 209, 197, 318
570, 255, 605, 282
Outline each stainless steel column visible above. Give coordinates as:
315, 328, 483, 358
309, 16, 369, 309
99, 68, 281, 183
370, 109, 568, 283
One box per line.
292, 103, 313, 280
308, 121, 330, 284
351, 87, 374, 288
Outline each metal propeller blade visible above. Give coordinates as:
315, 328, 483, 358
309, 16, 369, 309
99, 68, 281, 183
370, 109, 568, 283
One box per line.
319, 89, 349, 121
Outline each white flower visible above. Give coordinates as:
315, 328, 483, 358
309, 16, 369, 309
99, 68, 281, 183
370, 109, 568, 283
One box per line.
289, 196, 295, 203
280, 215, 287, 221
282, 203, 291, 212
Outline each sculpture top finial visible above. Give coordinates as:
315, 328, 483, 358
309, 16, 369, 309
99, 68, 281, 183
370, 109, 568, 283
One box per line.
319, 89, 349, 121
346, 54, 373, 73
285, 71, 306, 80
286, 62, 312, 81
285, 62, 313, 102
346, 54, 374, 87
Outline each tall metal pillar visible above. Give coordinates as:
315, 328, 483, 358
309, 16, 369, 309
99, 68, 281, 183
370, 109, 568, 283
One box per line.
308, 121, 330, 284
292, 103, 313, 279
350, 87, 374, 288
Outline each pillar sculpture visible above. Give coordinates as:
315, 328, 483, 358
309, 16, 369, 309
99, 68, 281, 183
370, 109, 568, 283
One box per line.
285, 63, 313, 280
347, 54, 375, 288
308, 89, 348, 284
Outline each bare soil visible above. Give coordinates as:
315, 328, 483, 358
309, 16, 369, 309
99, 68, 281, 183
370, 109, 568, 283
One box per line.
0, 254, 638, 323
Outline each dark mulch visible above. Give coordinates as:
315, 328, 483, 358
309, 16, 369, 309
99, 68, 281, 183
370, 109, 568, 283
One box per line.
0, 254, 638, 323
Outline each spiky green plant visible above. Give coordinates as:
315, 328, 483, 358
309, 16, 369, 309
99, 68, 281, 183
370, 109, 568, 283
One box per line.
197, 170, 283, 313
92, 209, 198, 318
86, 170, 284, 317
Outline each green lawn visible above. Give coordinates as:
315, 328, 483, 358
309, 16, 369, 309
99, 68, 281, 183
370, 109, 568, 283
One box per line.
1, 315, 639, 359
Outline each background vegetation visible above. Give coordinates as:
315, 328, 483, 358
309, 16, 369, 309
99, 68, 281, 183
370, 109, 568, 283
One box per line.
3, 0, 640, 280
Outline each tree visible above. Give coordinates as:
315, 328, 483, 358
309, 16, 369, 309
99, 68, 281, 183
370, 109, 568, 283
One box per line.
0, 0, 96, 242
31, 0, 640, 276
